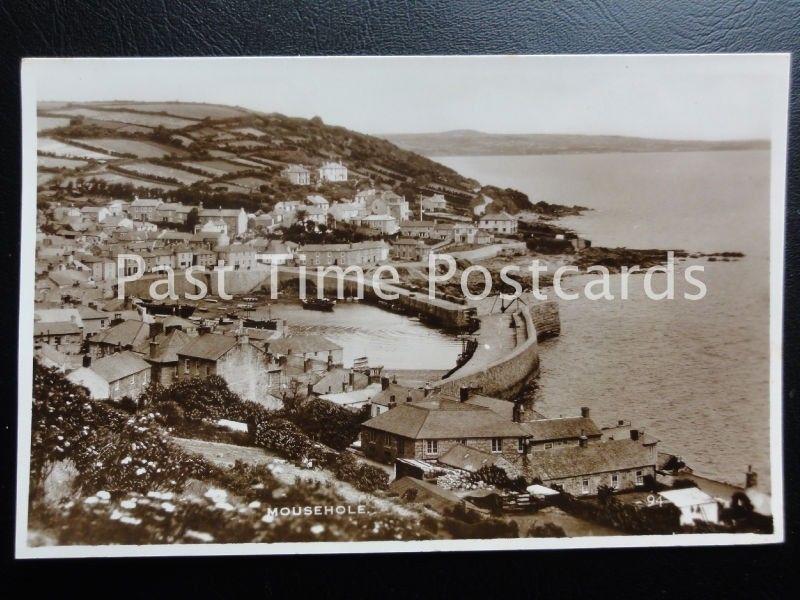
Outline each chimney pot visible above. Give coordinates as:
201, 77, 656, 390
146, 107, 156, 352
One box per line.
459, 386, 470, 402
381, 376, 390, 391
630, 429, 640, 441
406, 394, 412, 403
581, 406, 590, 418
745, 465, 758, 489
82, 354, 92, 368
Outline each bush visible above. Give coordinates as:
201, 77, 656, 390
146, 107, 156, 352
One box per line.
279, 397, 368, 451
331, 452, 389, 492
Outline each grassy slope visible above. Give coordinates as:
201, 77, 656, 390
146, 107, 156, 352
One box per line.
37, 101, 534, 214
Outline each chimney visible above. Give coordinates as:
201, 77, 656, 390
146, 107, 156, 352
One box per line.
512, 403, 525, 423
150, 321, 163, 339
423, 385, 432, 397
459, 386, 471, 402
111, 313, 124, 326
348, 371, 355, 386
342, 382, 347, 392
304, 357, 312, 372
630, 429, 640, 442
82, 354, 92, 368
618, 419, 625, 426
327, 354, 334, 371
581, 406, 590, 419
388, 395, 396, 409
149, 340, 158, 358
745, 465, 758, 489
381, 376, 390, 391
307, 383, 314, 396
579, 429, 588, 448
406, 394, 413, 403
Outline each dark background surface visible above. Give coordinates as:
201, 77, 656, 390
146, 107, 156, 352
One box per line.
1, 1, 798, 597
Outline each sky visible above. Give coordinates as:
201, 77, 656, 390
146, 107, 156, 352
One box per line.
26, 54, 788, 140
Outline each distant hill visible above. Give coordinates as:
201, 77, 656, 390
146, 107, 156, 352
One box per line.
35, 101, 536, 214
381, 129, 770, 157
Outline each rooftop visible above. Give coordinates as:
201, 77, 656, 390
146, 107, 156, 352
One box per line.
521, 416, 602, 441
362, 397, 529, 440
177, 333, 240, 361
267, 334, 342, 356
526, 439, 655, 481
90, 351, 151, 382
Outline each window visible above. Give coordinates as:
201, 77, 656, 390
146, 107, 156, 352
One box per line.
491, 438, 502, 453
544, 442, 553, 449
581, 479, 590, 495
611, 473, 619, 489
384, 433, 391, 446
425, 440, 438, 455
635, 470, 644, 486
397, 439, 405, 455
518, 438, 525, 453
184, 359, 189, 373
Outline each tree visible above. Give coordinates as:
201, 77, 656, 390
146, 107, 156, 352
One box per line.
185, 207, 199, 232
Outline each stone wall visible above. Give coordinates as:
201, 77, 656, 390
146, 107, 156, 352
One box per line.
429, 304, 541, 399
425, 300, 560, 399
529, 300, 560, 341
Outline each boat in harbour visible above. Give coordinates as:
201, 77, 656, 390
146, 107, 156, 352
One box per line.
301, 298, 336, 312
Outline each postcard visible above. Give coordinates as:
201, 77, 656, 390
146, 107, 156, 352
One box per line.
16, 54, 789, 557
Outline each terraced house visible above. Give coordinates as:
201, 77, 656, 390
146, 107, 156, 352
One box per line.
360, 395, 531, 466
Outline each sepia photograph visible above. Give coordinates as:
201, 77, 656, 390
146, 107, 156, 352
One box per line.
16, 54, 789, 557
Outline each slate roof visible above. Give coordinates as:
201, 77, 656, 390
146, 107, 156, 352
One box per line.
370, 383, 427, 407
526, 439, 655, 481
146, 329, 191, 363
267, 334, 342, 356
76, 305, 111, 320
176, 333, 238, 361
438, 443, 504, 473
34, 321, 82, 336
200, 208, 244, 218
89, 320, 150, 350
362, 398, 529, 440
480, 211, 517, 221
312, 368, 369, 395
300, 241, 388, 252
91, 351, 151, 383
521, 416, 602, 442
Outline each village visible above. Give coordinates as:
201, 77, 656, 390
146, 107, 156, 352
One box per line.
30, 150, 773, 539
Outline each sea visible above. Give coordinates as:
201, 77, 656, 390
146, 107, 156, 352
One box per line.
436, 150, 772, 489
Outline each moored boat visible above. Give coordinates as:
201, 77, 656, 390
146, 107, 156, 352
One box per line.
301, 298, 336, 311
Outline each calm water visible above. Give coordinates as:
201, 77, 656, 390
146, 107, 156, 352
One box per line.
438, 151, 772, 487
260, 302, 462, 371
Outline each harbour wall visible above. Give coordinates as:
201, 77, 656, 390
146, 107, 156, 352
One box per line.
429, 300, 560, 399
